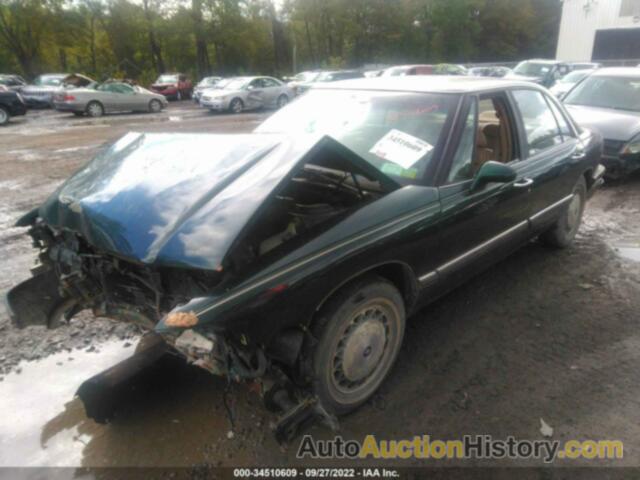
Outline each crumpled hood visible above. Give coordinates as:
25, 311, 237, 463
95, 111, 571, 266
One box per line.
566, 105, 640, 141
37, 132, 315, 270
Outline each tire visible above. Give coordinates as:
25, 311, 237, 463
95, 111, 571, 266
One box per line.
540, 177, 587, 248
308, 275, 406, 415
229, 98, 244, 114
0, 106, 10, 125
277, 94, 289, 109
86, 101, 104, 118
149, 99, 162, 113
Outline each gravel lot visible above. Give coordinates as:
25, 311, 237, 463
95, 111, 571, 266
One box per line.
0, 102, 639, 471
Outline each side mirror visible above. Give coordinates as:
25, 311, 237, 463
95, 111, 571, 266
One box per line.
470, 161, 517, 191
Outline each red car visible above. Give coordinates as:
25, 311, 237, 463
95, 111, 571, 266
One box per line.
150, 73, 193, 100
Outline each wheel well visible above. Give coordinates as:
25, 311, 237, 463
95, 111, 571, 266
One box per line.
315, 262, 418, 317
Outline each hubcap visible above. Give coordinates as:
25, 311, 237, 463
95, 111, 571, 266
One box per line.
89, 104, 102, 116
566, 194, 581, 232
0, 109, 7, 123
278, 96, 287, 107
151, 101, 160, 112
332, 306, 389, 392
232, 101, 242, 113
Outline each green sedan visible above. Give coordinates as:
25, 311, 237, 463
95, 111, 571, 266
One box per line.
8, 76, 604, 440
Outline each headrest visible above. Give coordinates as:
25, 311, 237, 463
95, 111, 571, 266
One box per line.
483, 123, 500, 139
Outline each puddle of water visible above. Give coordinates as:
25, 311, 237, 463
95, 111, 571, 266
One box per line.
0, 336, 250, 468
0, 340, 134, 467
611, 237, 640, 262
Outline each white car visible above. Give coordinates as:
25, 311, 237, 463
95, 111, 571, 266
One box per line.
200, 76, 293, 113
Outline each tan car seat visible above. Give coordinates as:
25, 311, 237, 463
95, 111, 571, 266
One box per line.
473, 129, 494, 173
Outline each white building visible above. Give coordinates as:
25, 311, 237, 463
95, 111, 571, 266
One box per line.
556, 0, 640, 61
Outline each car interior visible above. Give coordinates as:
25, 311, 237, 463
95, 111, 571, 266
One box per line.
474, 95, 516, 172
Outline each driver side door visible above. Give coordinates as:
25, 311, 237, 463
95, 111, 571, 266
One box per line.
246, 78, 266, 109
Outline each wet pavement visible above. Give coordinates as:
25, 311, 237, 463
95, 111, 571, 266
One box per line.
1, 103, 640, 470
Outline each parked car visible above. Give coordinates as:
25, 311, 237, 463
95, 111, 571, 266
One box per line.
0, 88, 27, 125
53, 81, 168, 117
287, 70, 323, 96
569, 62, 601, 71
200, 76, 292, 113
295, 70, 364, 95
506, 59, 570, 88
150, 73, 193, 100
0, 74, 27, 91
550, 69, 595, 99
8, 76, 604, 439
381, 65, 434, 76
433, 64, 468, 75
193, 76, 223, 103
20, 73, 94, 108
564, 67, 640, 178
468, 66, 512, 78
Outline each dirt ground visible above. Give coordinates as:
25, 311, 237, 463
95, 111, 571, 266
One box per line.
0, 102, 639, 473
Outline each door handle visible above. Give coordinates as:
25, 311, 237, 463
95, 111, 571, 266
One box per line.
514, 178, 534, 188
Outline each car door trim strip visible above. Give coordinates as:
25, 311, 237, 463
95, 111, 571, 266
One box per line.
529, 194, 574, 222
418, 193, 574, 283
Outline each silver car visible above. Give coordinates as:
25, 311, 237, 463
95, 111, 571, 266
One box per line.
53, 82, 169, 117
200, 76, 292, 113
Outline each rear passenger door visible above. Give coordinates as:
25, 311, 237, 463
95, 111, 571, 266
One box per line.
509, 89, 582, 233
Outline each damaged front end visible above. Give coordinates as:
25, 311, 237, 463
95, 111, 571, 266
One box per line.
7, 220, 221, 329
8, 130, 402, 440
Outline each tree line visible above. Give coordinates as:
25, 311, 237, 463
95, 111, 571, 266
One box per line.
0, 0, 561, 83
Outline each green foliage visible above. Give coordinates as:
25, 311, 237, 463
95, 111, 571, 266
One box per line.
0, 0, 562, 81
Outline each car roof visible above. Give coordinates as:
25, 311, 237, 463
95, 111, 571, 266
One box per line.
591, 67, 640, 77
312, 75, 546, 94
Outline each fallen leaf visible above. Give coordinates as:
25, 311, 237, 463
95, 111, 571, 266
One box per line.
540, 418, 554, 437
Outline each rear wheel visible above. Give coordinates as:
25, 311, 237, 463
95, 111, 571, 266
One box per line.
229, 98, 244, 114
308, 276, 405, 415
540, 177, 587, 248
149, 99, 162, 113
0, 106, 9, 125
86, 101, 104, 118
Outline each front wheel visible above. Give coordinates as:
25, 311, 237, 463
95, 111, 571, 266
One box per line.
277, 94, 289, 109
540, 177, 587, 248
149, 99, 162, 113
229, 98, 244, 114
309, 276, 406, 415
0, 106, 10, 125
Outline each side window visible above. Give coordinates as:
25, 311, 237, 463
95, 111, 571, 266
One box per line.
447, 99, 478, 183
512, 90, 563, 156
250, 78, 264, 89
262, 78, 279, 88
545, 96, 574, 139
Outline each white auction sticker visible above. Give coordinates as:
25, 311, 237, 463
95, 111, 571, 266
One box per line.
369, 129, 434, 168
